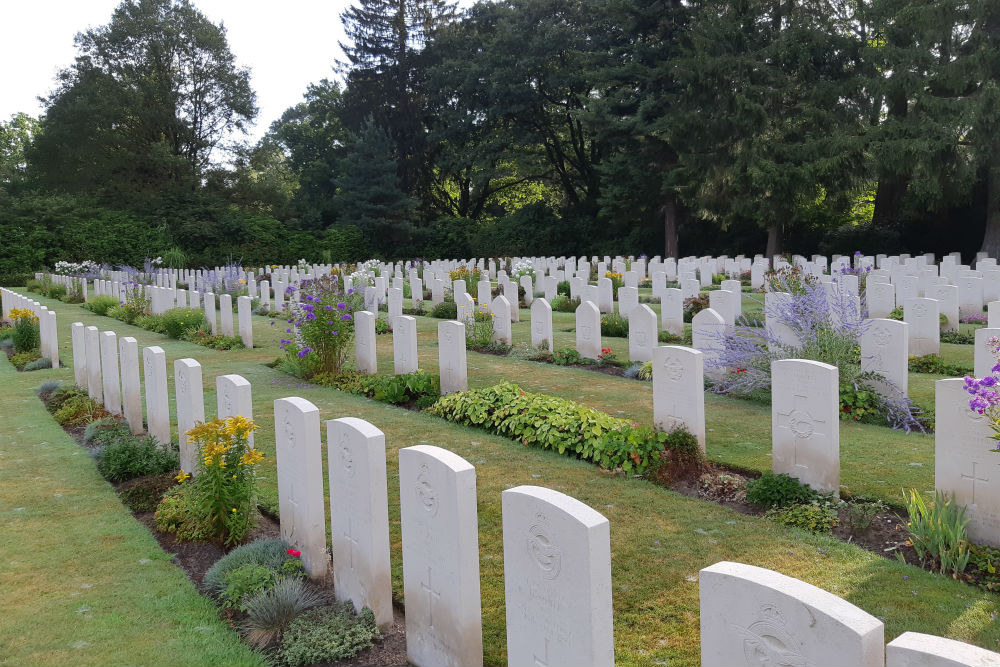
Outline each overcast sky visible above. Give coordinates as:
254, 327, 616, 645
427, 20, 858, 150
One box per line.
1, 0, 466, 142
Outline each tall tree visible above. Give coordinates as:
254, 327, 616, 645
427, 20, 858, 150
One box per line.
0, 113, 39, 190
969, 0, 1000, 256
30, 0, 256, 195
338, 0, 457, 199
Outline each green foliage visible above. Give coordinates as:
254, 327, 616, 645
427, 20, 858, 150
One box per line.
118, 473, 176, 513
84, 295, 120, 316
204, 538, 294, 594
767, 503, 839, 534
683, 295, 709, 322
182, 329, 245, 350
240, 577, 324, 648
52, 394, 110, 426
133, 314, 167, 334
557, 280, 570, 296
967, 543, 1000, 591
904, 489, 971, 577
908, 354, 973, 376
550, 295, 580, 313
160, 307, 206, 339
838, 381, 885, 423
154, 485, 214, 542
844, 499, 887, 535
10, 350, 42, 370
160, 246, 187, 269
600, 313, 628, 338
745, 473, 819, 509
95, 425, 179, 482
374, 317, 391, 335
941, 331, 976, 345
319, 370, 440, 406
45, 284, 67, 300
277, 603, 380, 666
220, 564, 276, 610
432, 381, 679, 474
550, 347, 580, 366
22, 357, 53, 371
12, 317, 40, 354
466, 305, 495, 348
430, 301, 458, 319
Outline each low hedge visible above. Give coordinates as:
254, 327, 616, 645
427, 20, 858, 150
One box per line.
430, 381, 697, 474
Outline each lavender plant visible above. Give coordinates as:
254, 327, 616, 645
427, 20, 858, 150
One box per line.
964, 336, 1000, 452
280, 274, 364, 376
705, 268, 924, 432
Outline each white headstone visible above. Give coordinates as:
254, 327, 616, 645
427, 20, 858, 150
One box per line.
204, 292, 217, 334
217, 374, 254, 449
388, 287, 403, 321
355, 310, 377, 375
618, 285, 638, 318
237, 295, 253, 348
438, 320, 468, 395
653, 345, 706, 452
691, 307, 726, 377
219, 293, 234, 337
861, 318, 909, 397
85, 326, 103, 403
492, 295, 513, 346
661, 288, 684, 337
274, 396, 327, 578
576, 300, 602, 359
771, 358, 840, 494
399, 445, 483, 667
71, 322, 87, 388
865, 281, 895, 319
886, 631, 1000, 667
530, 298, 553, 352
699, 561, 884, 667
502, 486, 613, 667
393, 315, 418, 375
175, 358, 205, 475
100, 331, 121, 415
928, 284, 960, 333
119, 337, 143, 435
326, 417, 393, 627
904, 297, 940, 356
143, 346, 170, 447
628, 304, 657, 362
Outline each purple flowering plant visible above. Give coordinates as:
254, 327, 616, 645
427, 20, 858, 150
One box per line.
705, 266, 923, 431
280, 274, 363, 376
964, 336, 1000, 452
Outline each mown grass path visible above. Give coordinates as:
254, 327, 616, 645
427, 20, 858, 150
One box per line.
11, 290, 998, 666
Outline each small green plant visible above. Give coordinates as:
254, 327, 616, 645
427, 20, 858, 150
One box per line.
52, 394, 111, 426
11, 351, 42, 370
908, 354, 972, 376
204, 538, 296, 594
550, 295, 580, 313
637, 360, 653, 380
600, 313, 629, 338
95, 425, 180, 482
46, 284, 68, 300
318, 370, 440, 406
557, 280, 571, 296
134, 313, 167, 333
9, 308, 40, 353
903, 489, 971, 577
844, 498, 887, 535
83, 295, 120, 316
839, 380, 885, 423
220, 564, 277, 610
430, 301, 458, 319
154, 485, 214, 542
466, 305, 496, 348
161, 307, 206, 339
941, 330, 976, 345
241, 577, 324, 648
683, 295, 709, 322
551, 347, 580, 366
277, 603, 380, 665
374, 316, 391, 334
118, 474, 176, 512
745, 473, 818, 509
767, 503, 839, 533
967, 543, 1000, 591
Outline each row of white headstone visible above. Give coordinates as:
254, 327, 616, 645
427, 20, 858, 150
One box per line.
69, 321, 253, 472
272, 396, 998, 667
0, 288, 59, 367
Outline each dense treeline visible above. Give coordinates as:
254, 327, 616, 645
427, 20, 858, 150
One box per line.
2, 0, 999, 280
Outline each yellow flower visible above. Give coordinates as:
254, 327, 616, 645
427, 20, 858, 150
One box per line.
222, 415, 259, 439
240, 449, 265, 466
175, 470, 190, 483
231, 508, 237, 513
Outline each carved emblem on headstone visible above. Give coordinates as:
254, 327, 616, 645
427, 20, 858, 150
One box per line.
787, 409, 815, 439
415, 463, 438, 516
733, 603, 807, 667
664, 355, 684, 382
526, 513, 562, 580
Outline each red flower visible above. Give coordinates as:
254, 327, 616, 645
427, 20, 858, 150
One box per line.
286, 548, 301, 557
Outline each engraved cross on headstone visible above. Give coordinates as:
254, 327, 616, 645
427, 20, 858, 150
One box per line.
420, 566, 441, 628
343, 517, 359, 570
961, 461, 990, 506
533, 637, 550, 667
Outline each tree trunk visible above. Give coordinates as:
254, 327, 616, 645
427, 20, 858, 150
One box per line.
766, 224, 783, 259
871, 175, 907, 228
982, 153, 1000, 258
663, 195, 679, 258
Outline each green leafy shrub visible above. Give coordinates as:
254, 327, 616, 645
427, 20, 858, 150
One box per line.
967, 543, 1000, 591
658, 331, 687, 344
432, 381, 673, 474
838, 380, 885, 423
600, 313, 629, 338
118, 473, 176, 512
941, 330, 976, 345
221, 564, 277, 610
908, 354, 972, 376
83, 416, 120, 445
25, 279, 43, 293
904, 489, 971, 577
318, 370, 440, 405
52, 394, 111, 425
161, 307, 206, 339
550, 295, 580, 313
557, 280, 570, 296
241, 577, 324, 648
277, 603, 380, 665
134, 313, 167, 333
844, 498, 887, 535
430, 301, 458, 319
374, 316, 391, 334
95, 425, 179, 482
154, 485, 214, 542
767, 503, 839, 533
84, 295, 120, 316
11, 350, 42, 369
745, 473, 818, 509
12, 315, 40, 353
551, 347, 580, 366
683, 295, 709, 322
46, 284, 68, 300
204, 538, 295, 594
182, 328, 245, 350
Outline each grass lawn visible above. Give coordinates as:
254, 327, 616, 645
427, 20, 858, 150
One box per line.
0, 352, 265, 667
14, 289, 999, 665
